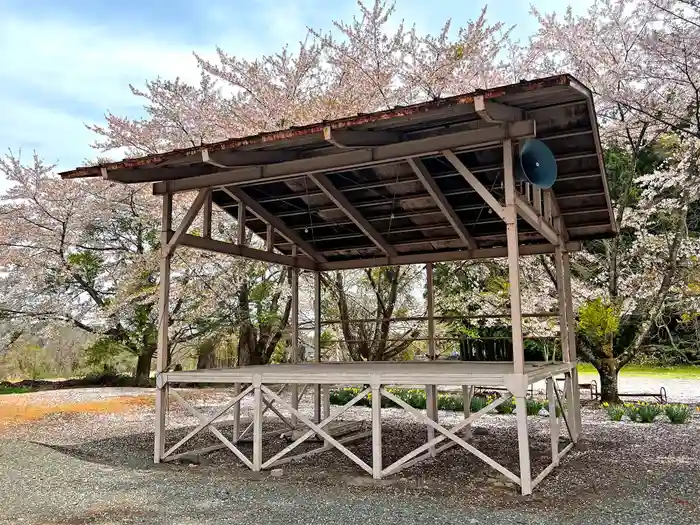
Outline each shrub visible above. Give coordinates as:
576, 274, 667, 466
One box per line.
330, 387, 465, 412
665, 404, 692, 424
438, 392, 464, 411
623, 403, 639, 422
0, 385, 32, 395
488, 395, 515, 414
470, 395, 488, 413
602, 402, 625, 421
636, 402, 662, 423
526, 398, 545, 416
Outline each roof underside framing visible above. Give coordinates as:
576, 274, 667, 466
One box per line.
60, 74, 616, 270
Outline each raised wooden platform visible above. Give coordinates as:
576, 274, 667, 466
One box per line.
162, 361, 573, 392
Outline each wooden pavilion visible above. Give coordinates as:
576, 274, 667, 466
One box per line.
60, 73, 616, 495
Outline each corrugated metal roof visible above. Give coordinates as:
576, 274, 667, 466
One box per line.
59, 74, 616, 265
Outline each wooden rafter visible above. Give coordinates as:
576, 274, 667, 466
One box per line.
309, 173, 398, 257
407, 158, 477, 249
223, 187, 327, 263
442, 149, 507, 220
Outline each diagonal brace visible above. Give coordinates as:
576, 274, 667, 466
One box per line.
166, 189, 210, 256
163, 384, 254, 459
261, 385, 373, 475
170, 389, 254, 469
382, 389, 520, 483
262, 387, 371, 469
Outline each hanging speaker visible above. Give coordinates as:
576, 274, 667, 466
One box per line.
515, 139, 557, 189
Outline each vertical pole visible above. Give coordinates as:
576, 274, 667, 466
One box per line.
233, 201, 245, 438
291, 246, 299, 429
266, 223, 274, 252
253, 376, 263, 471
237, 202, 246, 245
427, 263, 436, 361
503, 139, 525, 375
547, 377, 559, 466
314, 271, 322, 424
515, 395, 532, 495
505, 139, 531, 495
154, 193, 172, 464
425, 263, 438, 456
562, 251, 581, 441
202, 190, 213, 238
462, 385, 473, 440
554, 247, 570, 362
232, 382, 241, 443
372, 382, 382, 479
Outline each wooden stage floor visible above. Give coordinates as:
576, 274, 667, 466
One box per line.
163, 361, 573, 388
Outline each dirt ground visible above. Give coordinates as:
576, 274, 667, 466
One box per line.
0, 387, 699, 525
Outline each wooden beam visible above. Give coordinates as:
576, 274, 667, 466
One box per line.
318, 241, 582, 270
201, 148, 299, 167
407, 158, 477, 249
223, 187, 327, 263
309, 173, 398, 257
179, 233, 317, 270
442, 150, 507, 220
152, 120, 536, 194
166, 189, 209, 256
514, 192, 560, 245
323, 126, 402, 148
474, 95, 524, 123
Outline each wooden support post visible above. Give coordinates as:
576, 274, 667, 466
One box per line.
547, 377, 559, 466
425, 262, 438, 456
515, 395, 532, 495
314, 271, 322, 424
462, 385, 473, 440
237, 202, 246, 245
232, 381, 241, 443
371, 381, 382, 479
562, 251, 581, 441
266, 223, 274, 252
154, 193, 172, 463
253, 377, 263, 471
505, 140, 531, 494
426, 263, 436, 360
202, 190, 212, 238
554, 247, 570, 363
503, 139, 525, 375
291, 246, 299, 428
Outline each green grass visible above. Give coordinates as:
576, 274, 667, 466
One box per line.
0, 386, 32, 395
577, 363, 700, 379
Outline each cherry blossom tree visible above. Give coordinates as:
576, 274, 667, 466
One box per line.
0, 152, 246, 383
529, 0, 700, 401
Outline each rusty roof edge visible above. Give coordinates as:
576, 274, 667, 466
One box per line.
59, 74, 573, 180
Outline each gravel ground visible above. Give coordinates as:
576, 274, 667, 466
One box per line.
1, 385, 699, 525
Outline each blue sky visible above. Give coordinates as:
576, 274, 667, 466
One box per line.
0, 0, 589, 189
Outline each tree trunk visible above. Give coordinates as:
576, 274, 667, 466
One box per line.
134, 347, 155, 386
197, 339, 217, 369
596, 358, 619, 403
